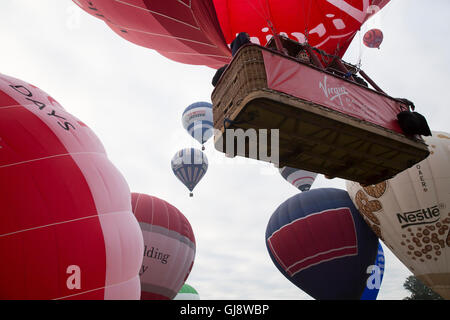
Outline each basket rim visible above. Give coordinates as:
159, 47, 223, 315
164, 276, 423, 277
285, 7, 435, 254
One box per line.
211, 42, 408, 107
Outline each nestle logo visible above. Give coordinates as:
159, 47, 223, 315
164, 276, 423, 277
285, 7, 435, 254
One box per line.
397, 205, 440, 228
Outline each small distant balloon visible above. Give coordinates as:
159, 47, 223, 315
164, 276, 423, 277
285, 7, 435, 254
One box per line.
174, 283, 200, 300
363, 29, 384, 49
279, 167, 318, 192
182, 102, 213, 150
171, 148, 208, 197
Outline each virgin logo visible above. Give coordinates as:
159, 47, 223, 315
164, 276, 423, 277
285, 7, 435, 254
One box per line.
319, 75, 349, 106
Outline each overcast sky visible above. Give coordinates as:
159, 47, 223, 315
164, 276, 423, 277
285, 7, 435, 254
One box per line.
1, 1, 449, 300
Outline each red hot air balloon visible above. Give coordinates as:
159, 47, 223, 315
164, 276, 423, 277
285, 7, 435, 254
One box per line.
131, 193, 196, 300
73, 0, 391, 68
363, 28, 384, 49
0, 73, 144, 299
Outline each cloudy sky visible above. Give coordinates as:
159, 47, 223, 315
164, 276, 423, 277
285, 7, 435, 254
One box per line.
1, 1, 449, 300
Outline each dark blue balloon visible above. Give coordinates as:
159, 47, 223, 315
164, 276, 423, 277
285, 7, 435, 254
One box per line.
361, 242, 385, 300
265, 188, 378, 300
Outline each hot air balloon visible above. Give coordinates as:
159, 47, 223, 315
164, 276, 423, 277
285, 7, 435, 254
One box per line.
0, 73, 144, 299
182, 101, 214, 150
279, 166, 318, 192
131, 193, 196, 300
346, 132, 450, 299
73, 0, 391, 68
265, 188, 379, 300
361, 242, 385, 300
73, 1, 426, 186
363, 28, 384, 49
174, 283, 200, 300
171, 148, 208, 197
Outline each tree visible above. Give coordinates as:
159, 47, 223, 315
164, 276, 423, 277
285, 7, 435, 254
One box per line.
403, 275, 443, 300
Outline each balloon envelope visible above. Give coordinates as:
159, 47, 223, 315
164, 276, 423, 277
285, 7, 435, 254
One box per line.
171, 148, 208, 195
132, 193, 196, 300
346, 132, 450, 299
279, 166, 318, 192
361, 242, 385, 300
0, 73, 144, 299
266, 188, 378, 300
182, 101, 214, 146
74, 0, 390, 68
363, 28, 384, 48
174, 283, 200, 300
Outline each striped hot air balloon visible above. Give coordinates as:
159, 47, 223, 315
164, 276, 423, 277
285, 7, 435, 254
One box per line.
171, 148, 208, 197
0, 73, 144, 299
131, 193, 196, 300
182, 102, 214, 150
266, 188, 378, 300
279, 166, 318, 192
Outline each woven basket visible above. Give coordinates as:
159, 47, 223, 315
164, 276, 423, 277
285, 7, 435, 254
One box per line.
210, 44, 430, 185
212, 45, 267, 130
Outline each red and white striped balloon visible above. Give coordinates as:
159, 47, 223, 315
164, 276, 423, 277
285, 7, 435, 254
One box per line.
131, 193, 196, 300
0, 73, 144, 299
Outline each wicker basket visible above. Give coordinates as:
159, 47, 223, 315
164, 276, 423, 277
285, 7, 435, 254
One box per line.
211, 44, 430, 185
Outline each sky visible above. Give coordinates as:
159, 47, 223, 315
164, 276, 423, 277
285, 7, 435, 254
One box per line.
1, 1, 449, 300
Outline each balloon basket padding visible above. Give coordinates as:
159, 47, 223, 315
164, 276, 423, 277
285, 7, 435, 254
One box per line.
211, 42, 430, 186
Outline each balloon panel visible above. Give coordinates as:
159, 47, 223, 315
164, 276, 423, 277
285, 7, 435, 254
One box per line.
0, 73, 143, 299
73, 0, 231, 68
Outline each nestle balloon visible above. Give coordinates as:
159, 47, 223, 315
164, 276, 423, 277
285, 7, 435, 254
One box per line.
74, 0, 390, 68
346, 132, 450, 299
132, 193, 196, 300
182, 101, 214, 149
0, 73, 144, 299
171, 148, 208, 197
266, 188, 378, 300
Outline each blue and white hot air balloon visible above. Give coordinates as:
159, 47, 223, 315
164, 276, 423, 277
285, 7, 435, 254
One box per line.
171, 148, 208, 197
182, 102, 214, 150
279, 167, 318, 192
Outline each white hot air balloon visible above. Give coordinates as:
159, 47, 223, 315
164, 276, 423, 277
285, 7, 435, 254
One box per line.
346, 132, 450, 299
279, 166, 318, 192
